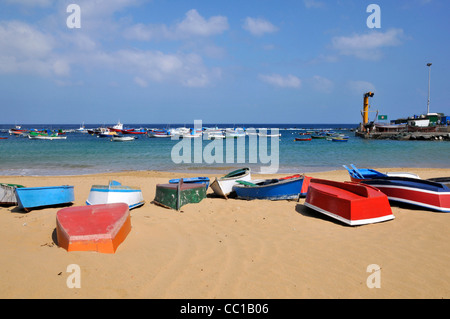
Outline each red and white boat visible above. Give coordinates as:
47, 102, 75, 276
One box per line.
56, 203, 131, 254
304, 178, 394, 226
346, 165, 450, 212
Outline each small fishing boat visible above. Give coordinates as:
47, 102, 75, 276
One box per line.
28, 134, 67, 140
153, 180, 207, 211
233, 174, 304, 200
344, 164, 421, 181
28, 131, 67, 140
304, 178, 394, 226
346, 165, 450, 212
169, 177, 210, 190
331, 136, 348, 142
121, 128, 147, 135
15, 185, 74, 212
210, 168, 251, 199
353, 176, 450, 212
148, 129, 171, 138
86, 180, 144, 209
295, 137, 311, 141
111, 135, 135, 142
56, 203, 131, 254
0, 183, 25, 205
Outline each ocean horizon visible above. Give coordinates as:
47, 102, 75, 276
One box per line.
1, 123, 449, 177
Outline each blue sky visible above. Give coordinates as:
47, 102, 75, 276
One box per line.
0, 0, 448, 124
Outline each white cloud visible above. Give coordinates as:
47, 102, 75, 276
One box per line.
5, 0, 54, 7
259, 74, 301, 88
124, 9, 229, 41
0, 20, 68, 76
303, 0, 325, 8
348, 80, 376, 95
82, 49, 221, 87
312, 75, 334, 93
332, 28, 404, 60
243, 17, 278, 36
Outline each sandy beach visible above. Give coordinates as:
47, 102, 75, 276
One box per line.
0, 167, 449, 299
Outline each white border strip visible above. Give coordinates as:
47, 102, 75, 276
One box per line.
304, 202, 395, 226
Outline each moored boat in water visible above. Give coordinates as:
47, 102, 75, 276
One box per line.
304, 178, 394, 226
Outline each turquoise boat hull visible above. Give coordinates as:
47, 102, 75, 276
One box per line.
15, 186, 75, 211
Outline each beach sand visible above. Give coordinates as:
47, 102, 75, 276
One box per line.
0, 168, 449, 299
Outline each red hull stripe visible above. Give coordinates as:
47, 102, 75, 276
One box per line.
370, 185, 450, 212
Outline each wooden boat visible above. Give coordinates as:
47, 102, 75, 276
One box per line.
111, 135, 135, 142
344, 164, 420, 181
86, 180, 144, 209
351, 176, 450, 212
148, 129, 171, 138
295, 137, 311, 141
210, 168, 251, 199
331, 136, 348, 142
121, 128, 146, 135
153, 180, 206, 211
0, 183, 25, 205
233, 174, 304, 200
15, 185, 74, 212
169, 177, 210, 190
28, 131, 67, 140
56, 203, 131, 254
304, 178, 394, 226
28, 134, 67, 140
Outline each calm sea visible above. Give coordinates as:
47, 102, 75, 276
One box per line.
0, 123, 449, 176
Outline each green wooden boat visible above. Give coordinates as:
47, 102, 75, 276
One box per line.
153, 180, 206, 211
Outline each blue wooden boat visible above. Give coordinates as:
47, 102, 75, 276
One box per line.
233, 175, 304, 200
343, 164, 420, 181
169, 177, 210, 190
15, 185, 75, 212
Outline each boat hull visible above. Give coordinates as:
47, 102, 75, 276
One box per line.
305, 178, 394, 226
154, 182, 206, 210
210, 168, 251, 198
86, 183, 144, 209
15, 186, 74, 211
359, 178, 450, 212
234, 175, 304, 200
56, 203, 131, 254
345, 166, 450, 212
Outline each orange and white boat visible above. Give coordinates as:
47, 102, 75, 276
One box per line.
304, 178, 394, 226
56, 203, 131, 254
